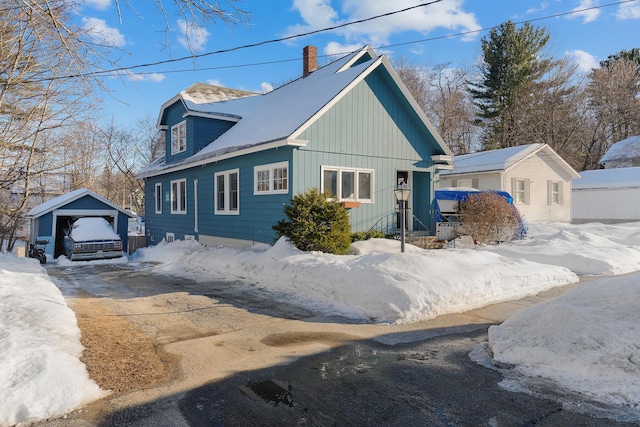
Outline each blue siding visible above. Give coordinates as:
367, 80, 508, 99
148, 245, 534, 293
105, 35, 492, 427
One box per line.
145, 148, 294, 245
192, 116, 235, 153
293, 66, 439, 232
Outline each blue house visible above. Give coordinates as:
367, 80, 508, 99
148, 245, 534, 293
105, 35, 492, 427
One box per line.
137, 45, 453, 247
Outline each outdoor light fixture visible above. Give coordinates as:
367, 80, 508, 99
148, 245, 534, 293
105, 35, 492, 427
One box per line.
394, 183, 411, 253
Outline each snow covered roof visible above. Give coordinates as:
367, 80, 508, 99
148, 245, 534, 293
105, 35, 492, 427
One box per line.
26, 188, 135, 219
139, 45, 452, 179
599, 135, 640, 166
573, 167, 640, 189
441, 143, 579, 178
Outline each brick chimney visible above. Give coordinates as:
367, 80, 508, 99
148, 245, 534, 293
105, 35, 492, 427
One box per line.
303, 45, 317, 77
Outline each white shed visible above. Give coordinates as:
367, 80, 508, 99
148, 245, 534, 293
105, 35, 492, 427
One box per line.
572, 167, 640, 224
439, 144, 580, 223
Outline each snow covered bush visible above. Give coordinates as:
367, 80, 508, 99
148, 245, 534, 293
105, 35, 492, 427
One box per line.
458, 191, 523, 244
273, 188, 352, 254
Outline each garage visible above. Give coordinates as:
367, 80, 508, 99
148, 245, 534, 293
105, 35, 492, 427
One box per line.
26, 188, 135, 259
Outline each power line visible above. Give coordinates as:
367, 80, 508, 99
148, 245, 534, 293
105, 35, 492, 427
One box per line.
38, 0, 444, 81
110, 0, 638, 80
28, 0, 639, 82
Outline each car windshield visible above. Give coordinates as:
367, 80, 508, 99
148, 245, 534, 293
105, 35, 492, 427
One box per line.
69, 217, 120, 241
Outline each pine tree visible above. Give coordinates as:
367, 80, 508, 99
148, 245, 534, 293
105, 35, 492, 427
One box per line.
470, 21, 554, 150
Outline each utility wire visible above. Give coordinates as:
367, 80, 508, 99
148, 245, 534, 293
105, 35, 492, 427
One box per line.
28, 0, 638, 82
111, 0, 638, 79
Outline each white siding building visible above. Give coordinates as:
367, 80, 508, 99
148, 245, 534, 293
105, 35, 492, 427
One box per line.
439, 144, 580, 223
572, 167, 640, 224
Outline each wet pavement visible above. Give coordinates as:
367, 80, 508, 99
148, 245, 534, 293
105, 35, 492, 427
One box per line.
40, 261, 637, 427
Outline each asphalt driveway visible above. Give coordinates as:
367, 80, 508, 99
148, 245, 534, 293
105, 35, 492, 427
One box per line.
39, 261, 634, 427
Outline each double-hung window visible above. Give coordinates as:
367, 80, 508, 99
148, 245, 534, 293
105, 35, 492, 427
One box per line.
171, 121, 186, 155
170, 179, 187, 214
548, 180, 562, 205
321, 166, 374, 202
254, 162, 289, 195
513, 178, 530, 205
215, 169, 239, 214
154, 183, 162, 214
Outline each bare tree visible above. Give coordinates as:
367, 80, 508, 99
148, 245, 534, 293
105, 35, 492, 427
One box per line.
394, 58, 478, 154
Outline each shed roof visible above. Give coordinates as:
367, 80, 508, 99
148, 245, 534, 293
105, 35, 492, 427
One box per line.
441, 143, 580, 179
599, 135, 640, 165
138, 45, 452, 179
26, 188, 135, 219
573, 167, 640, 190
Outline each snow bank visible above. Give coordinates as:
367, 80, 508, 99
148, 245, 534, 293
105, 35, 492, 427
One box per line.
0, 255, 106, 426
480, 222, 640, 275
135, 237, 578, 323
488, 273, 640, 422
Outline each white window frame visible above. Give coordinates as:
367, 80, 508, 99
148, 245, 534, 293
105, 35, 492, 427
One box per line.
154, 183, 162, 214
171, 121, 186, 155
548, 180, 563, 205
254, 161, 289, 195
166, 232, 175, 243
170, 178, 187, 214
215, 169, 240, 215
513, 178, 530, 205
321, 165, 374, 203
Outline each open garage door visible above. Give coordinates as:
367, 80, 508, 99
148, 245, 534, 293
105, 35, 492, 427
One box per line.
53, 212, 117, 258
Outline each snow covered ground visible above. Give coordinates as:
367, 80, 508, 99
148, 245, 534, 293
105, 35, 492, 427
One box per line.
1, 221, 640, 424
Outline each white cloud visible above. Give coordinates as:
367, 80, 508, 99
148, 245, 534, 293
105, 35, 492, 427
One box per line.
616, 2, 640, 19
127, 72, 165, 82
82, 17, 125, 48
566, 49, 599, 73
206, 79, 223, 86
567, 0, 601, 23
286, 0, 481, 48
177, 19, 210, 52
79, 0, 111, 10
260, 82, 275, 93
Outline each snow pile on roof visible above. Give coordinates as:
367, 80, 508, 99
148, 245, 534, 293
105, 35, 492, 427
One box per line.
181, 82, 257, 105
0, 255, 106, 426
441, 143, 544, 175
573, 166, 640, 189
599, 135, 640, 165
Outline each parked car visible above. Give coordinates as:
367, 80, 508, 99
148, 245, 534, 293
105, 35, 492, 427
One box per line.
63, 217, 123, 261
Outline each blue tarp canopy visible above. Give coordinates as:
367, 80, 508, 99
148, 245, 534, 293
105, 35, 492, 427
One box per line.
434, 189, 514, 222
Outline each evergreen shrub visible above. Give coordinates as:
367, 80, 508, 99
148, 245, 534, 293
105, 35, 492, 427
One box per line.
273, 188, 352, 254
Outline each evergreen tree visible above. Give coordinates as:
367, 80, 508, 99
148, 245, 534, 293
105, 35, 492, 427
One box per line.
273, 188, 352, 255
470, 21, 554, 150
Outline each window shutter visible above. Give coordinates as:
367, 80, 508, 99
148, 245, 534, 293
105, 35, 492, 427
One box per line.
472, 178, 479, 189
451, 179, 457, 187
547, 180, 552, 205
525, 179, 531, 205
558, 181, 564, 205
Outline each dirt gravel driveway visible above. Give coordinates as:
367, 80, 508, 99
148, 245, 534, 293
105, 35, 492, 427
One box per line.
38, 262, 633, 427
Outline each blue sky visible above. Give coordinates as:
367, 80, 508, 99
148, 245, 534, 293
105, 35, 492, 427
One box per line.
74, 0, 640, 127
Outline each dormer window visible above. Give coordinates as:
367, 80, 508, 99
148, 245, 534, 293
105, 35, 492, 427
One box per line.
171, 121, 186, 154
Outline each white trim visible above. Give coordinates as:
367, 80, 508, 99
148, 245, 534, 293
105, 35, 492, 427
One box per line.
321, 165, 374, 203
193, 179, 199, 232
170, 178, 187, 214
214, 169, 240, 215
137, 139, 307, 179
51, 209, 119, 246
183, 111, 241, 122
155, 183, 162, 214
166, 232, 175, 243
254, 161, 289, 195
170, 120, 187, 155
